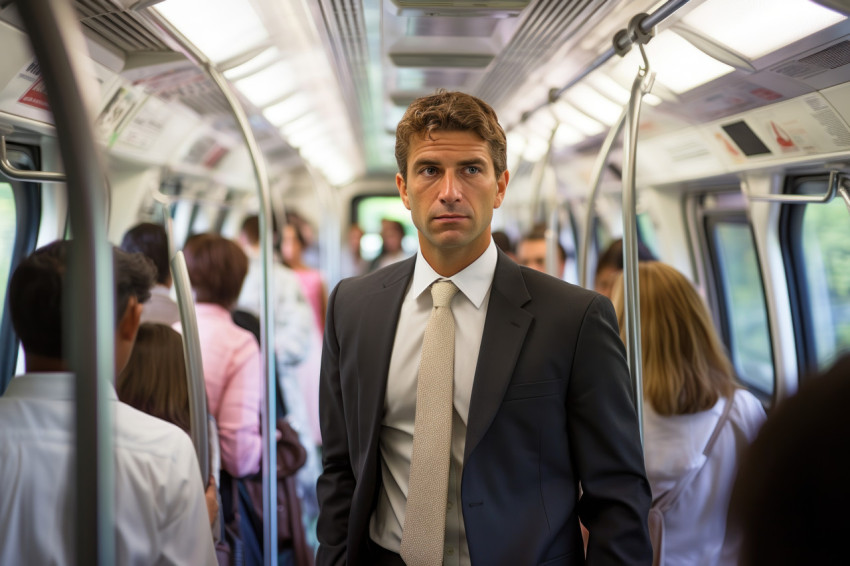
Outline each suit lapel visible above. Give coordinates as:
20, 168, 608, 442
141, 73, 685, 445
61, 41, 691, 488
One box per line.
357, 258, 416, 450
464, 253, 532, 462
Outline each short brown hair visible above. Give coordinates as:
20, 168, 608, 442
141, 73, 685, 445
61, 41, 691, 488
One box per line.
241, 215, 260, 245
395, 90, 507, 182
183, 233, 248, 308
611, 262, 737, 415
117, 323, 190, 432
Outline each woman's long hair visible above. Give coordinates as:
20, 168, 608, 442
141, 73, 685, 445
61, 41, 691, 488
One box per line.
612, 262, 737, 415
117, 322, 191, 432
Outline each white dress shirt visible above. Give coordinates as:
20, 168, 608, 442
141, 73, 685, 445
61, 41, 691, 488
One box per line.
0, 373, 217, 565
370, 239, 497, 566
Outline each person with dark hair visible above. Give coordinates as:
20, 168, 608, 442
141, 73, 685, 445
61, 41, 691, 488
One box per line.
369, 219, 411, 271
317, 90, 652, 566
340, 224, 367, 278
490, 229, 516, 261
594, 237, 656, 298
121, 222, 180, 325
611, 262, 765, 566
0, 240, 216, 565
517, 223, 567, 278
729, 354, 850, 566
180, 233, 262, 479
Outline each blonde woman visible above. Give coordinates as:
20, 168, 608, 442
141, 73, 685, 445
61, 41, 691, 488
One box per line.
612, 262, 766, 566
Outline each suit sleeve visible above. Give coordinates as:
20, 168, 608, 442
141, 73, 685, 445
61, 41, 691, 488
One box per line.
316, 282, 354, 566
568, 294, 653, 565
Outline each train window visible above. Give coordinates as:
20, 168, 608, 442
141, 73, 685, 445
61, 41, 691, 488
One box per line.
352, 195, 417, 261
637, 212, 661, 259
782, 176, 850, 373
707, 217, 774, 397
0, 183, 15, 320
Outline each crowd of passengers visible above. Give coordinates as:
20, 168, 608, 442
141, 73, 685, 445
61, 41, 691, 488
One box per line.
0, 220, 846, 565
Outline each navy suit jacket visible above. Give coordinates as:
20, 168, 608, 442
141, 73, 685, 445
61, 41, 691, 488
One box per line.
316, 251, 652, 565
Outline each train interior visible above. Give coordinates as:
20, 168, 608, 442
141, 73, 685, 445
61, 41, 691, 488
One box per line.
1, 0, 850, 559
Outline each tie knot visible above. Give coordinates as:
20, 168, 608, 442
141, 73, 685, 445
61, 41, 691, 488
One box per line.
430, 280, 459, 308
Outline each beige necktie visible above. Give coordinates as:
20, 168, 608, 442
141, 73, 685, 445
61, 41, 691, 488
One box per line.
400, 280, 459, 566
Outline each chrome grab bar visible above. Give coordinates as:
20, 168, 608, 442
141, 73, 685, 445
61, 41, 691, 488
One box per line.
0, 136, 66, 183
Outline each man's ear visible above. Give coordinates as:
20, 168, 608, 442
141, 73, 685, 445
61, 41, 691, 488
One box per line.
494, 169, 509, 209
117, 296, 143, 342
396, 172, 411, 210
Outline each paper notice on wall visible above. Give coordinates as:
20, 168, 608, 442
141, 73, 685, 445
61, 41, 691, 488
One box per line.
0, 59, 53, 123
95, 86, 143, 146
112, 95, 170, 152
747, 94, 850, 155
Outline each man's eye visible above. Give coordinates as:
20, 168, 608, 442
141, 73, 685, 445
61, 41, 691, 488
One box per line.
465, 166, 480, 174
421, 167, 437, 176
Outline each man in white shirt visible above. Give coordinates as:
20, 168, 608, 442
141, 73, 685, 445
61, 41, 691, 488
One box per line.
317, 91, 651, 566
120, 222, 181, 325
0, 240, 217, 566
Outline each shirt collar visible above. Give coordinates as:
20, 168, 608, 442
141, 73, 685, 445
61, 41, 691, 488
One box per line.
411, 238, 497, 309
3, 372, 118, 401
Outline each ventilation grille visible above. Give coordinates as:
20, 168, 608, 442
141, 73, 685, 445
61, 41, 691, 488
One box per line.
475, 0, 609, 107
75, 0, 169, 53
799, 40, 850, 70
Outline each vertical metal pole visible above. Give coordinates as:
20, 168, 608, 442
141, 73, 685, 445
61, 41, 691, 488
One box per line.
577, 109, 627, 289
622, 65, 655, 446
204, 69, 279, 566
15, 1, 115, 564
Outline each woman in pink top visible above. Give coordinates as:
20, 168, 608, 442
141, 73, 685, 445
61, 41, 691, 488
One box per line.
180, 233, 262, 478
281, 223, 326, 445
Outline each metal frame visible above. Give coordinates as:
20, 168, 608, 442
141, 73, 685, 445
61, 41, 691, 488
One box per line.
744, 170, 848, 203
577, 108, 627, 289
14, 1, 116, 564
0, 136, 65, 183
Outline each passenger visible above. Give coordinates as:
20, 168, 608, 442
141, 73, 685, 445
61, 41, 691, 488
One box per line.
369, 219, 411, 271
340, 223, 367, 278
179, 233, 262, 478
491, 229, 516, 261
595, 237, 656, 298
116, 322, 222, 531
236, 215, 315, 372
120, 222, 180, 325
517, 223, 567, 277
611, 261, 766, 566
0, 240, 216, 565
317, 90, 652, 565
281, 222, 326, 446
729, 354, 850, 566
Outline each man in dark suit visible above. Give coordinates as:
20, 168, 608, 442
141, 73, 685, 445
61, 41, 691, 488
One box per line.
317, 90, 652, 566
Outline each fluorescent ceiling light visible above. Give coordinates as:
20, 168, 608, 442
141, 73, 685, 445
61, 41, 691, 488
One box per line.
233, 61, 294, 107
610, 31, 734, 94
551, 101, 605, 136
156, 0, 268, 64
223, 47, 280, 81
553, 123, 584, 148
585, 71, 631, 105
263, 94, 313, 126
682, 0, 846, 60
564, 84, 622, 125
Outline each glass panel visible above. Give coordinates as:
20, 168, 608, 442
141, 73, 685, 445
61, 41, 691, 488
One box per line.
800, 198, 850, 369
0, 183, 16, 322
355, 196, 417, 261
637, 212, 660, 259
713, 222, 774, 394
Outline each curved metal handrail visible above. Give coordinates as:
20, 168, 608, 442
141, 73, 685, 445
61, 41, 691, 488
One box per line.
171, 249, 211, 484
621, 53, 656, 446
577, 108, 628, 289
140, 10, 280, 562
744, 170, 846, 203
15, 0, 116, 564
0, 136, 66, 182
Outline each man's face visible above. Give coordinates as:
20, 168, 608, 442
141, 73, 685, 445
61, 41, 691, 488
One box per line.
517, 238, 548, 272
396, 130, 507, 269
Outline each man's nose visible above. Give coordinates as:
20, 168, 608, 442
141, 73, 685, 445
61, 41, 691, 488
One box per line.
438, 171, 462, 203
